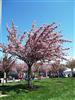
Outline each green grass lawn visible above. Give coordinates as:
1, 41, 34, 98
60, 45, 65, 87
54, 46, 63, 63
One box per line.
0, 78, 75, 100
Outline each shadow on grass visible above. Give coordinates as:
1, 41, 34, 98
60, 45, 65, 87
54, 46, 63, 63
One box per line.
0, 83, 44, 94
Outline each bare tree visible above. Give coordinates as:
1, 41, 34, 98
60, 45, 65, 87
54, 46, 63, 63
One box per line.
0, 53, 15, 83
66, 59, 75, 77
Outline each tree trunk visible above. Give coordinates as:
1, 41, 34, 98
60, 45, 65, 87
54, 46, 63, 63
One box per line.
57, 71, 59, 78
71, 68, 73, 77
2, 72, 6, 85
45, 70, 47, 77
6, 72, 8, 83
4, 72, 7, 83
28, 64, 32, 88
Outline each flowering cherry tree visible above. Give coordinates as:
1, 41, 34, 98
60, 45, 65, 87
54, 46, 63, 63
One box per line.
0, 22, 71, 88
33, 62, 50, 77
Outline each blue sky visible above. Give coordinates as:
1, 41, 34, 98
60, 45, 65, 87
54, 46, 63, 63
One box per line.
0, 0, 74, 59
